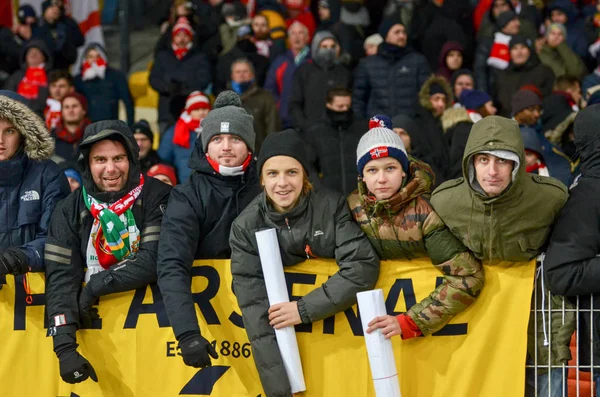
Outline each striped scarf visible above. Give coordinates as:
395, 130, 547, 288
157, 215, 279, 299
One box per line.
83, 174, 144, 271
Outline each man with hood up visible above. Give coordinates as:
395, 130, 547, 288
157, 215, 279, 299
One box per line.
0, 91, 69, 286
289, 30, 352, 133
430, 116, 573, 396
157, 91, 261, 369
44, 120, 171, 384
545, 104, 600, 397
74, 43, 135, 126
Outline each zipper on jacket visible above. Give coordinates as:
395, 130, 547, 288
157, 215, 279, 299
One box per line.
284, 217, 292, 233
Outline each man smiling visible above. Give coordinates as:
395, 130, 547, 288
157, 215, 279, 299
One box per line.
44, 120, 171, 384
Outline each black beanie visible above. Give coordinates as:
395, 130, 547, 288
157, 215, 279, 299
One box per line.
131, 120, 153, 141
496, 11, 517, 29
257, 129, 310, 177
378, 18, 401, 40
429, 83, 446, 97
509, 34, 531, 50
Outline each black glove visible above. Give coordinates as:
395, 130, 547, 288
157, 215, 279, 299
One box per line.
178, 332, 218, 368
168, 80, 182, 96
78, 285, 99, 329
56, 344, 98, 384
0, 247, 28, 276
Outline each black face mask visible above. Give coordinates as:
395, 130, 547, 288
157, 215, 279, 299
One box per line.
343, 2, 362, 12
237, 38, 256, 53
327, 108, 353, 126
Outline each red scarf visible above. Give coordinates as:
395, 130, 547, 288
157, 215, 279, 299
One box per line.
487, 32, 511, 70
526, 161, 549, 175
54, 118, 91, 144
17, 66, 47, 99
172, 42, 192, 60
206, 153, 252, 176
173, 111, 201, 148
44, 98, 62, 130
81, 57, 107, 80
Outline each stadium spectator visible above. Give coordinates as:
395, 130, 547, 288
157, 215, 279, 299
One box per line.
51, 92, 90, 163
132, 120, 161, 173
45, 70, 74, 130
537, 24, 587, 80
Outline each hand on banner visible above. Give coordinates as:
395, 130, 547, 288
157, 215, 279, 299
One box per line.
268, 301, 302, 329
366, 315, 402, 339
78, 283, 99, 328
179, 333, 219, 368
58, 348, 98, 384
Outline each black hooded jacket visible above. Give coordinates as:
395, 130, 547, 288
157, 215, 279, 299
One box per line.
545, 104, 600, 367
156, 139, 261, 339
45, 120, 172, 330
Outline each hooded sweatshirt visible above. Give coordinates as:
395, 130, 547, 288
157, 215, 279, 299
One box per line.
431, 116, 567, 262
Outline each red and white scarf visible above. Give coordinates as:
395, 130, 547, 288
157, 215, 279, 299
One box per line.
467, 109, 483, 123
54, 118, 91, 144
172, 42, 192, 60
487, 32, 511, 70
526, 160, 550, 177
206, 153, 252, 176
173, 111, 202, 148
17, 65, 47, 99
82, 57, 107, 81
45, 97, 62, 130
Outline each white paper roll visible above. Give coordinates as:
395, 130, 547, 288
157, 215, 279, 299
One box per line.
255, 228, 307, 393
357, 289, 402, 397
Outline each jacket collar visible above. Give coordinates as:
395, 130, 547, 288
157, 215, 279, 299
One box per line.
261, 190, 311, 223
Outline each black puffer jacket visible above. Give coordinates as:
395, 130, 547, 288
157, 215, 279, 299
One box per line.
352, 42, 430, 119
45, 120, 172, 329
149, 46, 212, 125
545, 105, 600, 367
230, 189, 380, 397
305, 110, 367, 195
157, 145, 261, 339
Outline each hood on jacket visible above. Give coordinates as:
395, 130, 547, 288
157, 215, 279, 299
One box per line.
441, 107, 472, 132
358, 155, 435, 216
574, 104, 600, 177
81, 42, 109, 66
0, 94, 53, 161
19, 39, 52, 69
418, 75, 454, 113
461, 116, 525, 201
311, 30, 337, 56
548, 0, 578, 23
521, 126, 544, 160
77, 120, 141, 203
438, 41, 464, 70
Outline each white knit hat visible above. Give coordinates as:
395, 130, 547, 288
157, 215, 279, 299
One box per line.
356, 127, 409, 176
185, 91, 211, 112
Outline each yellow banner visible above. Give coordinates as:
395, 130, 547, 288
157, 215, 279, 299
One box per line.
0, 258, 535, 397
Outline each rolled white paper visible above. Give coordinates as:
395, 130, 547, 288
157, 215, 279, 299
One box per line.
357, 289, 402, 397
255, 228, 307, 393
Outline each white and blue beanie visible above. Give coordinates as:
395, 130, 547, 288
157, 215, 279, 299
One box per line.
356, 127, 409, 176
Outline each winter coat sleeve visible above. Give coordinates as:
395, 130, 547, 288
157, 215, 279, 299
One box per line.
149, 53, 170, 95
157, 186, 206, 339
21, 163, 70, 272
296, 196, 380, 323
183, 53, 212, 95
545, 188, 600, 296
264, 92, 280, 135
115, 70, 135, 125
407, 210, 484, 335
45, 197, 86, 328
352, 59, 370, 119
62, 17, 84, 48
288, 67, 308, 131
556, 42, 587, 79
416, 54, 432, 91
230, 220, 292, 397
474, 41, 491, 93
448, 123, 471, 179
157, 127, 175, 164
264, 58, 282, 104
86, 182, 171, 298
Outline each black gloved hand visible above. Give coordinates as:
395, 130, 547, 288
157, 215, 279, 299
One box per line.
178, 332, 218, 368
78, 285, 99, 329
168, 80, 182, 96
56, 345, 98, 384
0, 247, 28, 276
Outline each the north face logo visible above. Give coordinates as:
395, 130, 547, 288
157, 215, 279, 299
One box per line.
21, 190, 40, 202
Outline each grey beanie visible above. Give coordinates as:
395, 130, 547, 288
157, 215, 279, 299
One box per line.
200, 90, 255, 152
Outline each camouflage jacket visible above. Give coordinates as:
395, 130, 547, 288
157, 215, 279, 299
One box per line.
347, 158, 484, 335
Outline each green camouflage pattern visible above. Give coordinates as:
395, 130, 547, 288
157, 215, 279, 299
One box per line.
347, 158, 484, 335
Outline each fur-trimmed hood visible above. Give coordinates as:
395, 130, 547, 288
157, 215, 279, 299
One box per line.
545, 112, 577, 146
418, 75, 454, 112
0, 95, 54, 161
441, 107, 472, 132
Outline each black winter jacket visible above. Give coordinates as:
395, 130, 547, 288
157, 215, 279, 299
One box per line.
545, 112, 600, 367
230, 189, 380, 397
149, 46, 212, 124
45, 121, 171, 330
305, 111, 367, 195
0, 95, 69, 272
352, 43, 430, 119
157, 147, 261, 339
289, 61, 352, 133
